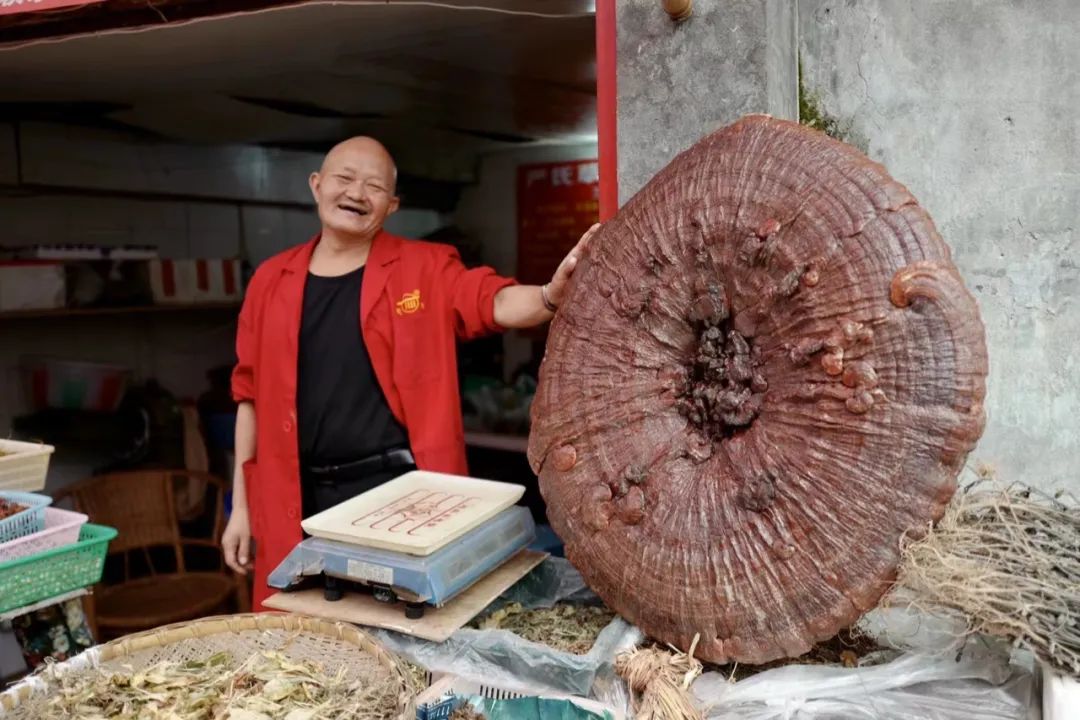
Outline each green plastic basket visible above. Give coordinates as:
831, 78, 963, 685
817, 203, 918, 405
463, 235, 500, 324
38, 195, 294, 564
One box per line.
0, 523, 117, 614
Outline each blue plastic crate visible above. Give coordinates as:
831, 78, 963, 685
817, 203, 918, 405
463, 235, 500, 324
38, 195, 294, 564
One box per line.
0, 491, 51, 544
415, 676, 620, 720
415, 692, 458, 720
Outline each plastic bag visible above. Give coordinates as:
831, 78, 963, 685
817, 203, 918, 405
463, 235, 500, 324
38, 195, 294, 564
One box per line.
692, 639, 1035, 720
494, 556, 596, 608
373, 558, 644, 696
856, 601, 971, 653
588, 663, 635, 720
1042, 661, 1080, 720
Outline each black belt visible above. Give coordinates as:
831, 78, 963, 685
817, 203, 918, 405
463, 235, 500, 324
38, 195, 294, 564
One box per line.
305, 448, 415, 484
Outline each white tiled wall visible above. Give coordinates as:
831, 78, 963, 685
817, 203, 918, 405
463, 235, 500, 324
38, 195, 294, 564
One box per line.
0, 194, 242, 258
188, 204, 244, 259
0, 124, 16, 186
240, 205, 314, 265
0, 124, 328, 439
0, 123, 464, 435
19, 122, 316, 204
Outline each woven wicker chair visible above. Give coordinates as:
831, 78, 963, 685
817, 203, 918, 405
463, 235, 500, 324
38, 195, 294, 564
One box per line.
56, 470, 249, 641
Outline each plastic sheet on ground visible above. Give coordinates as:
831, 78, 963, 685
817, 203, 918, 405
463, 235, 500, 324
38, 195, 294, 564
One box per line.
692, 639, 1036, 720
856, 601, 972, 653
372, 557, 644, 696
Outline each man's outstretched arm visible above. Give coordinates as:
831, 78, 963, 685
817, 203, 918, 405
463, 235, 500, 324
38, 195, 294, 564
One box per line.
493, 223, 601, 329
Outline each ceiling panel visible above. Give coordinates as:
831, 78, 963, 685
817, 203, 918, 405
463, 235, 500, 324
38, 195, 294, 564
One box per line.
0, 0, 597, 177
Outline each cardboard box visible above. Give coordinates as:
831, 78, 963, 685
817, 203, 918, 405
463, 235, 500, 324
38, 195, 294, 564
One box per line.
0, 261, 65, 312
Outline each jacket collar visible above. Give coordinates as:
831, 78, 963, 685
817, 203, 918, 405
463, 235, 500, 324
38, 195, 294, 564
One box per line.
280, 229, 403, 325
281, 229, 401, 275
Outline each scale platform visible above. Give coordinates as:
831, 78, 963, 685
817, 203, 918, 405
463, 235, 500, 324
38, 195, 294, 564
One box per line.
269, 506, 535, 616
300, 470, 526, 554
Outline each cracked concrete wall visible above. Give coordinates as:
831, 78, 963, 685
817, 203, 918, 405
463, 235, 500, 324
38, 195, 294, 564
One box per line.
798, 0, 1080, 492
616, 0, 1078, 491
616, 0, 798, 203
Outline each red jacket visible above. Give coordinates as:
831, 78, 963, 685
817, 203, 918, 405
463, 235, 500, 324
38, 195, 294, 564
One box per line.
231, 231, 515, 609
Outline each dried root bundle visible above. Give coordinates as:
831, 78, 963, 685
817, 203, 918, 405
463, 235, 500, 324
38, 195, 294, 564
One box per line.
895, 481, 1080, 676
615, 637, 702, 720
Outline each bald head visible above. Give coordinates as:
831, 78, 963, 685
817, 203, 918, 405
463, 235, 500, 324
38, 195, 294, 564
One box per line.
321, 136, 398, 191
310, 136, 400, 242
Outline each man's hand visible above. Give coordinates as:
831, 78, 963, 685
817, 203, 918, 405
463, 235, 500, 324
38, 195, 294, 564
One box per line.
493, 222, 602, 329
544, 223, 601, 309
221, 506, 253, 575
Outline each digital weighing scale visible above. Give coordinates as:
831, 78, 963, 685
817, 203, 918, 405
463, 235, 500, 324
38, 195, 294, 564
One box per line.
267, 471, 536, 618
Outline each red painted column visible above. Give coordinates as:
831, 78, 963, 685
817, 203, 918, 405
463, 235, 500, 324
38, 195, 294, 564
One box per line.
596, 0, 618, 221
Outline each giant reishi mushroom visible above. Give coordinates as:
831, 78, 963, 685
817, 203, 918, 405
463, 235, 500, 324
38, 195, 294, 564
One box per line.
528, 115, 989, 664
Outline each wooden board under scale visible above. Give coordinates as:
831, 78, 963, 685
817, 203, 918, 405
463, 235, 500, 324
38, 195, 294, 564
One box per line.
263, 549, 547, 642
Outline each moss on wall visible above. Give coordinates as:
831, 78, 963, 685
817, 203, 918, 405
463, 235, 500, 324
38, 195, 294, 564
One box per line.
798, 55, 868, 153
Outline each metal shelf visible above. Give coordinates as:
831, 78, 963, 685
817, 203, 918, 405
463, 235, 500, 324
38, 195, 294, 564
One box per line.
0, 303, 240, 321
0, 588, 89, 623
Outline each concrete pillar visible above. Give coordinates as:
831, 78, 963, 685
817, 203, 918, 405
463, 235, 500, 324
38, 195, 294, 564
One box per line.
616, 0, 798, 203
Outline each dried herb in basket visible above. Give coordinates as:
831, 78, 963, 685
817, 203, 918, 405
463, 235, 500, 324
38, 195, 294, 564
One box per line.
0, 498, 27, 520
37, 649, 404, 719
474, 602, 615, 654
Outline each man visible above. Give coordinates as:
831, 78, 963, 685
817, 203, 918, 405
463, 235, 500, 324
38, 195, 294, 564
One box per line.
221, 137, 598, 609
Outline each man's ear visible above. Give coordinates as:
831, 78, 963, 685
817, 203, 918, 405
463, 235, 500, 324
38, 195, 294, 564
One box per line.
308, 172, 321, 203
387, 195, 400, 215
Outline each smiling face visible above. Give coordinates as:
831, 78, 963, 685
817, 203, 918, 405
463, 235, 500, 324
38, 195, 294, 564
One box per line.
309, 137, 400, 243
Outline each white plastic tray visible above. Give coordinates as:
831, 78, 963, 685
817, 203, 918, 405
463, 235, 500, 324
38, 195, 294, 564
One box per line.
0, 439, 54, 493
301, 471, 525, 556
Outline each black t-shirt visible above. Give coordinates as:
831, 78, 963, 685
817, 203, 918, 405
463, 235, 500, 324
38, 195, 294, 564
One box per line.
297, 266, 408, 465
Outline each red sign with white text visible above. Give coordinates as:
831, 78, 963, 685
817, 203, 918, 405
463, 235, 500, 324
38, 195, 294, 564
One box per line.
516, 160, 600, 286
0, 0, 105, 16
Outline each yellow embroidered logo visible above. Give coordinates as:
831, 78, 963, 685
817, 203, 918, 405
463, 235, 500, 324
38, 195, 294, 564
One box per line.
395, 289, 424, 315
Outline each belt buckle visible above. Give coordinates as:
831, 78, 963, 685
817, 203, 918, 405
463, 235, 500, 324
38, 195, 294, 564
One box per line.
392, 449, 412, 469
